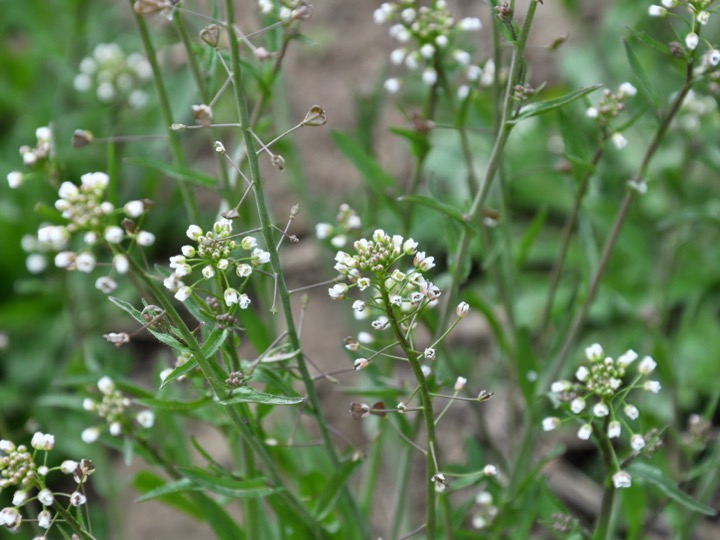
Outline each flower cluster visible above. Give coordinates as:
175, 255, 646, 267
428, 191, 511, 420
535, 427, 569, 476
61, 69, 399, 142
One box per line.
542, 343, 663, 489
81, 376, 155, 443
648, 1, 719, 65
1, 434, 94, 534
164, 219, 270, 306
373, 1, 485, 96
73, 43, 152, 107
26, 171, 154, 293
472, 490, 499, 530
6, 126, 54, 190
316, 203, 363, 249
585, 83, 637, 149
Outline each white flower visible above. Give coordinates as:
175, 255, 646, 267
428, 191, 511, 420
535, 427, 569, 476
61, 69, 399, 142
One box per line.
638, 355, 656, 375
0, 440, 15, 453
466, 64, 482, 81
353, 358, 369, 371
55, 251, 75, 268
0, 507, 20, 528
624, 404, 640, 420
373, 3, 392, 24
98, 376, 114, 394
316, 223, 332, 239
81, 427, 100, 444
542, 417, 560, 431
241, 236, 257, 250
202, 265, 215, 279
104, 226, 124, 244
419, 43, 435, 59
358, 331, 373, 344
357, 277, 371, 290
390, 48, 406, 65
570, 397, 586, 414
6, 171, 23, 188
483, 464, 498, 477
476, 491, 493, 505
575, 365, 589, 382
435, 35, 448, 48
618, 82, 637, 97
585, 343, 603, 361
82, 398, 96, 411
422, 68, 438, 86
38, 509, 52, 529
37, 488, 54, 506
454, 376, 467, 391
400, 7, 415, 23
685, 32, 699, 50
61, 460, 79, 474
593, 403, 610, 417
12, 491, 28, 506
95, 276, 117, 293
136, 410, 155, 428
70, 491, 87, 507
458, 17, 482, 31
174, 286, 192, 302
612, 132, 627, 149
644, 380, 661, 393
238, 293, 251, 309
224, 287, 240, 305
424, 348, 436, 360
137, 231, 155, 246
328, 283, 348, 300
421, 364, 432, 377
578, 424, 593, 440
432, 473, 447, 493
660, 0, 677, 7
75, 252, 96, 273
551, 380, 571, 394
453, 49, 471, 66
217, 259, 229, 270
697, 11, 710, 25
109, 422, 122, 436
414, 251, 435, 271
456, 301, 470, 318
123, 200, 145, 217
648, 5, 667, 17
608, 421, 621, 438
80, 172, 109, 189
26, 254, 47, 274
352, 300, 366, 312
631, 434, 646, 451
31, 432, 55, 451
612, 470, 632, 488
236, 264, 252, 277
330, 235, 346, 248
472, 516, 487, 530
457, 85, 470, 100
186, 224, 203, 240
251, 248, 270, 265
617, 349, 638, 367
708, 50, 720, 67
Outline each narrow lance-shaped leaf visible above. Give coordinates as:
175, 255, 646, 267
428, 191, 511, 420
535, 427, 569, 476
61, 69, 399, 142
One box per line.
623, 39, 661, 111
176, 466, 283, 499
627, 462, 716, 516
125, 157, 217, 188
218, 386, 305, 406
510, 84, 604, 123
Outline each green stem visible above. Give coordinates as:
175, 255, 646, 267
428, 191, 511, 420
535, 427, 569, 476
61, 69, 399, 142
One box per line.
223, 2, 365, 536
539, 145, 605, 337
436, 0, 539, 334
51, 500, 96, 540
379, 283, 440, 539
593, 419, 617, 540
128, 1, 199, 224
390, 415, 422, 540
542, 58, 696, 390
131, 258, 324, 537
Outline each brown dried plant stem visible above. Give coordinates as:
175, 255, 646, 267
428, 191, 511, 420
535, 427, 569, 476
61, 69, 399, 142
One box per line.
223, 1, 367, 536
379, 283, 442, 539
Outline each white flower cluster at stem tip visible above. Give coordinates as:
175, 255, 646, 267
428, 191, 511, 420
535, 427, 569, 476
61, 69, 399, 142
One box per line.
648, 1, 719, 64
257, 0, 310, 22
164, 219, 270, 307
542, 343, 663, 489
73, 42, 151, 108
81, 376, 154, 444
1, 433, 94, 534
373, 1, 488, 96
19, 168, 154, 292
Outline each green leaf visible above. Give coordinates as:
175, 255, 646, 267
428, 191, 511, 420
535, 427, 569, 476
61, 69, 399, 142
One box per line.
312, 458, 363, 521
389, 127, 430, 159
218, 386, 305, 406
397, 194, 477, 234
627, 27, 670, 57
201, 328, 229, 358
627, 462, 716, 516
510, 85, 604, 123
331, 131, 399, 213
515, 327, 538, 405
135, 477, 204, 502
160, 357, 199, 388
133, 472, 204, 519
515, 207, 547, 268
125, 157, 217, 188
623, 39, 661, 110
176, 466, 283, 499
135, 396, 211, 412
108, 296, 188, 354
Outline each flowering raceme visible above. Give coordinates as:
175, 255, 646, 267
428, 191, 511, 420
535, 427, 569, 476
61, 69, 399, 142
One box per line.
164, 219, 270, 307
543, 343, 664, 489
